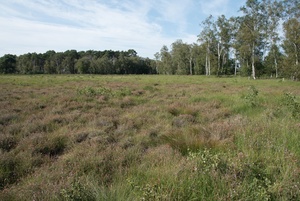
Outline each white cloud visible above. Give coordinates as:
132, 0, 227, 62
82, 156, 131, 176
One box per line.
0, 16, 174, 58
0, 0, 175, 58
0, 0, 244, 58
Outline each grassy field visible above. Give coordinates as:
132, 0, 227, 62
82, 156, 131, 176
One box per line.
0, 75, 300, 200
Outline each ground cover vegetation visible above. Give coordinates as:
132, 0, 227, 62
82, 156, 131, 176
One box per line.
0, 74, 300, 200
0, 0, 299, 81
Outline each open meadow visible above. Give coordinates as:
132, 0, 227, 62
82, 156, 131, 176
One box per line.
0, 75, 300, 200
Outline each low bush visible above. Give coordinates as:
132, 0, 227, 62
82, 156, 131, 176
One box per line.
243, 85, 259, 107
33, 135, 68, 157
0, 153, 30, 189
60, 177, 95, 201
0, 136, 18, 152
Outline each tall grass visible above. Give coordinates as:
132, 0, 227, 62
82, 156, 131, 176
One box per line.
0, 75, 299, 200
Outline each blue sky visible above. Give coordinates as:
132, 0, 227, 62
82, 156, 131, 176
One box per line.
0, 0, 245, 58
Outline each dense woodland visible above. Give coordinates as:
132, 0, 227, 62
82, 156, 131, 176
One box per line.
0, 0, 299, 79
0, 49, 156, 75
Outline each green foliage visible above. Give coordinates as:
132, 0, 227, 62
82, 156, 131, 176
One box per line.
1, 49, 154, 75
243, 85, 259, 107
235, 177, 271, 201
115, 87, 132, 97
60, 178, 95, 201
281, 92, 300, 118
187, 148, 222, 173
77, 86, 134, 99
0, 54, 17, 74
128, 179, 167, 201
77, 86, 113, 97
0, 154, 29, 190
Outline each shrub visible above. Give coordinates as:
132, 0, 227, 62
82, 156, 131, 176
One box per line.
116, 87, 132, 97
187, 148, 223, 173
128, 179, 167, 201
34, 135, 68, 157
0, 136, 17, 152
0, 154, 28, 189
77, 86, 113, 98
281, 92, 300, 118
60, 178, 95, 201
243, 85, 259, 107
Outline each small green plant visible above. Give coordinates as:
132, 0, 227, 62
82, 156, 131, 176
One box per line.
128, 179, 166, 201
0, 154, 28, 190
244, 85, 259, 107
187, 148, 222, 173
231, 177, 271, 201
77, 86, 113, 97
77, 87, 96, 96
115, 87, 132, 97
60, 178, 95, 201
281, 92, 300, 118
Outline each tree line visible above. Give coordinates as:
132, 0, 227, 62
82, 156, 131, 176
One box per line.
0, 49, 156, 75
155, 0, 299, 80
0, 0, 299, 80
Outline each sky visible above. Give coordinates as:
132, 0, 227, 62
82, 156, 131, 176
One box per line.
0, 0, 246, 59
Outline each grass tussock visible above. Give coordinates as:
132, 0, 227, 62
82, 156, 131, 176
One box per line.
0, 75, 300, 200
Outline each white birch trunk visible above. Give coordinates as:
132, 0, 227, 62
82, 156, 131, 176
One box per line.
252, 43, 256, 79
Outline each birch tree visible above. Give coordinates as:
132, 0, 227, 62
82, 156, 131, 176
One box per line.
283, 18, 300, 80
239, 0, 267, 79
216, 15, 232, 75
171, 40, 190, 75
264, 0, 283, 78
198, 15, 216, 76
160, 45, 173, 74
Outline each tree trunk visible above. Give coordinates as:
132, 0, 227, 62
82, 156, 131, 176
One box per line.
275, 57, 278, 78
235, 59, 237, 76
294, 43, 299, 66
217, 43, 221, 76
251, 43, 256, 79
208, 54, 211, 76
205, 42, 209, 76
205, 54, 208, 76
189, 57, 193, 75
222, 52, 226, 75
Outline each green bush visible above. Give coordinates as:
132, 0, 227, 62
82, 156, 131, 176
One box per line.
77, 86, 113, 97
281, 92, 300, 118
243, 85, 259, 107
60, 178, 95, 201
0, 154, 28, 189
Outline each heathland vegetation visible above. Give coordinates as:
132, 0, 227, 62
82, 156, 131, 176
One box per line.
0, 75, 300, 200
